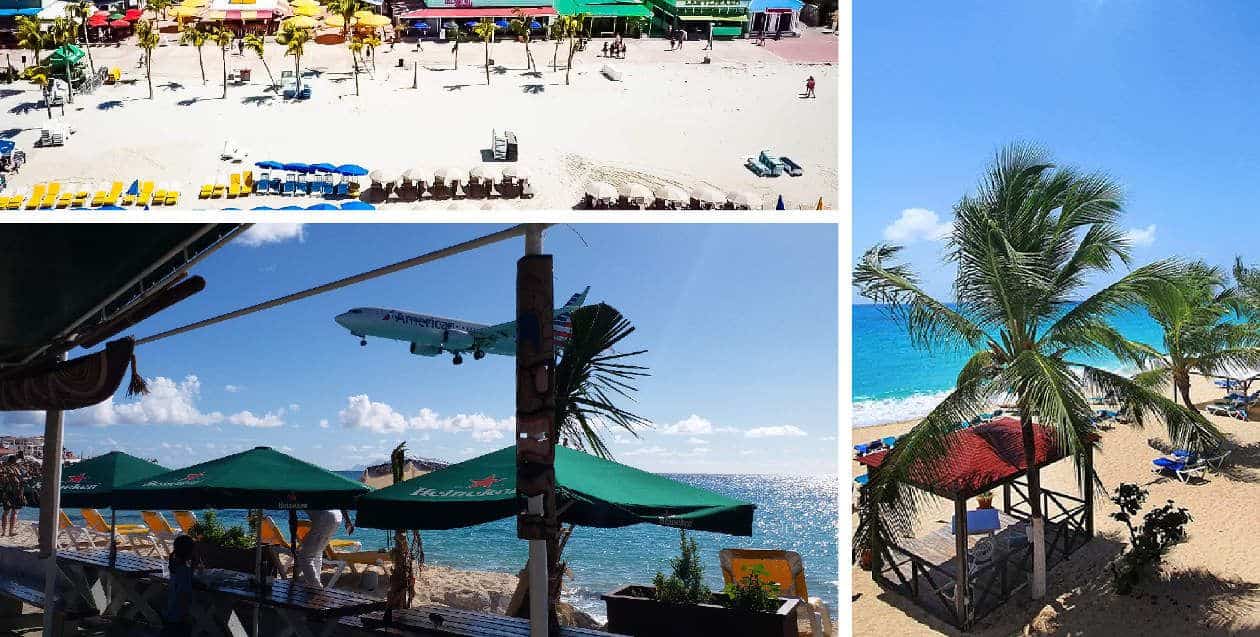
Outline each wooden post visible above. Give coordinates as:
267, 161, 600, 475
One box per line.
1002, 481, 1010, 515
1084, 446, 1094, 538
516, 225, 555, 637
39, 352, 66, 637
953, 496, 968, 627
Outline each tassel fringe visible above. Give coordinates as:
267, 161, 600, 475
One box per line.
127, 354, 149, 396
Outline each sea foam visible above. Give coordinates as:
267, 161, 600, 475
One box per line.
852, 390, 953, 428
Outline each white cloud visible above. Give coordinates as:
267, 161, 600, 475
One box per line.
745, 425, 807, 438
224, 385, 242, 393
227, 409, 286, 428
883, 208, 951, 243
685, 437, 707, 446
623, 445, 710, 458
1125, 224, 1157, 247
659, 415, 715, 435
288, 404, 300, 412
237, 224, 306, 247
337, 395, 514, 441
319, 419, 330, 429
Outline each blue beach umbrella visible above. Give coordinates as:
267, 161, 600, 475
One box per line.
305, 203, 338, 210
282, 162, 311, 173
529, 20, 541, 29
125, 180, 139, 196
255, 160, 284, 170
223, 207, 241, 210
442, 20, 457, 29
98, 205, 125, 210
336, 164, 369, 176
251, 206, 273, 210
340, 201, 375, 210
494, 19, 508, 28
279, 205, 303, 210
310, 162, 337, 173
775, 194, 785, 210
464, 20, 476, 27
415, 21, 429, 30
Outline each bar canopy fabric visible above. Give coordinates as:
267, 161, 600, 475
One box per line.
400, 7, 556, 18
45, 44, 85, 69
0, 8, 43, 16
356, 445, 756, 536
112, 446, 370, 510
855, 417, 1070, 499
60, 451, 168, 508
747, 0, 801, 11
553, 0, 649, 18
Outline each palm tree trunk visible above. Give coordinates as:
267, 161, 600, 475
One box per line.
82, 23, 94, 73
352, 50, 359, 95
295, 53, 302, 94
198, 48, 206, 84
565, 36, 574, 85
146, 51, 153, 99
1177, 374, 1196, 411
64, 59, 74, 105
261, 58, 275, 92
453, 42, 459, 70
1020, 412, 1046, 599
552, 39, 559, 71
44, 86, 53, 119
484, 39, 490, 85
221, 48, 228, 99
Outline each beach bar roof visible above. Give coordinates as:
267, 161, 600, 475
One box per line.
400, 6, 556, 19
112, 446, 370, 510
553, 0, 650, 17
356, 445, 756, 535
60, 451, 169, 508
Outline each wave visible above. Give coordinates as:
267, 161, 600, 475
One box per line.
852, 390, 953, 427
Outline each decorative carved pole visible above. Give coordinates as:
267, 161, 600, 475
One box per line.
517, 225, 556, 636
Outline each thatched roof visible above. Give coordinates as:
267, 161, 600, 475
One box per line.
359, 457, 448, 490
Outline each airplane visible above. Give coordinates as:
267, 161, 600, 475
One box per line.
334, 287, 588, 365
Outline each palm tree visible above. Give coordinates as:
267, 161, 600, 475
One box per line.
509, 9, 534, 71
48, 17, 76, 104
1231, 257, 1260, 316
325, 0, 360, 37
472, 19, 496, 86
71, 1, 95, 73
147, 0, 172, 21
347, 34, 364, 95
243, 33, 275, 92
136, 20, 160, 99
15, 16, 45, 71
277, 23, 311, 94
1130, 263, 1260, 410
180, 25, 208, 84
550, 16, 567, 72
27, 68, 53, 119
853, 143, 1220, 601
560, 13, 586, 85
450, 27, 460, 70
212, 26, 233, 99
363, 34, 380, 71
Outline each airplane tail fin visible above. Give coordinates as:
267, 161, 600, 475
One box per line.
553, 286, 587, 345
560, 286, 589, 312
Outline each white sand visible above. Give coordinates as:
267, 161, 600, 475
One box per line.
0, 30, 838, 210
851, 375, 1260, 635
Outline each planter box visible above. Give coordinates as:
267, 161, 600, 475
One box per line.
193, 542, 281, 578
602, 585, 800, 637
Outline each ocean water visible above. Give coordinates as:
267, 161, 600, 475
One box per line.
37, 472, 838, 623
853, 303, 1166, 428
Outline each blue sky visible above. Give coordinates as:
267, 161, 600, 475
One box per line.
2, 224, 837, 474
855, 0, 1260, 300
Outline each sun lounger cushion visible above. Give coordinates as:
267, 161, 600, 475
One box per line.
951, 508, 1000, 535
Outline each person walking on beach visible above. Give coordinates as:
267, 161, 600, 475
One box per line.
805, 75, 816, 98
162, 535, 197, 637
667, 33, 675, 51
602, 41, 609, 57
296, 510, 352, 587
0, 452, 31, 537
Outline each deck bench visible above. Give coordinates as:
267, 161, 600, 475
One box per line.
0, 576, 96, 633
340, 605, 628, 637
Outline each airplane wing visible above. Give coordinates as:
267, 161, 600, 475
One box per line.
472, 287, 588, 354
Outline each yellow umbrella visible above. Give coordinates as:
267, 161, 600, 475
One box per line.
291, 0, 319, 6
180, 0, 207, 6
357, 13, 389, 27
294, 4, 320, 16
172, 5, 200, 17
323, 14, 353, 27
352, 9, 374, 18
283, 15, 318, 28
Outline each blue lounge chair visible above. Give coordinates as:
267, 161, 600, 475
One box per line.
757, 150, 784, 177
1152, 455, 1206, 483
854, 474, 869, 486
282, 178, 297, 195
881, 436, 896, 449
780, 156, 803, 177
745, 157, 769, 177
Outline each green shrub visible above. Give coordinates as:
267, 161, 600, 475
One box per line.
721, 565, 781, 613
188, 510, 255, 550
652, 529, 711, 605
1109, 482, 1192, 594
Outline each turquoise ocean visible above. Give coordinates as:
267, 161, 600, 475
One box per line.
853, 303, 1166, 428
32, 472, 838, 623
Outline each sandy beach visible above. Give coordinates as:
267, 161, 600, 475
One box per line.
0, 28, 838, 210
851, 374, 1260, 636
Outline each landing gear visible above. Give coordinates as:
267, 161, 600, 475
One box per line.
473, 349, 485, 361
452, 353, 463, 365
360, 338, 367, 347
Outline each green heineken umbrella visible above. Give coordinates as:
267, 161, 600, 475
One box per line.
60, 451, 168, 508
112, 446, 370, 510
45, 44, 85, 70
355, 445, 755, 536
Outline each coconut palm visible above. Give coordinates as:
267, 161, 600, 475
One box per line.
211, 26, 233, 99
147, 0, 172, 20
325, 0, 360, 37
180, 25, 209, 84
243, 33, 275, 92
70, 1, 95, 73
48, 17, 77, 104
347, 34, 364, 95
509, 9, 534, 71
559, 13, 586, 85
136, 19, 160, 99
27, 68, 53, 119
853, 143, 1221, 601
471, 19, 496, 86
15, 16, 45, 71
1231, 257, 1260, 317
362, 34, 380, 71
1129, 263, 1260, 410
277, 23, 311, 94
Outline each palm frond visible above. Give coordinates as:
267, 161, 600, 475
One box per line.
854, 244, 988, 352
1078, 365, 1222, 451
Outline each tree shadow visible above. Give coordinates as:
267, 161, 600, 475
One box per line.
241, 95, 274, 106
176, 97, 203, 106
442, 84, 467, 91
1216, 441, 1260, 484
8, 102, 42, 115
119, 79, 139, 85
0, 89, 23, 100
0, 129, 24, 139
520, 70, 542, 79
160, 81, 184, 91
492, 65, 508, 75
96, 100, 124, 110
521, 84, 544, 94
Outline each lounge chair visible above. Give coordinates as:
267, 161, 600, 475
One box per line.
24, 184, 44, 210
79, 509, 161, 555
854, 473, 869, 486
140, 511, 178, 556
261, 516, 361, 581
780, 155, 803, 177
881, 436, 896, 449
40, 182, 60, 209
165, 188, 179, 206
228, 173, 241, 198
152, 185, 167, 205
718, 549, 832, 636
3, 194, 23, 209
212, 182, 225, 198
55, 192, 72, 208
745, 157, 769, 177
95, 182, 122, 207
757, 150, 784, 177
57, 511, 96, 550
172, 510, 198, 534
137, 181, 154, 206
1207, 402, 1247, 420
1203, 449, 1232, 471
71, 191, 88, 207
1152, 455, 1207, 483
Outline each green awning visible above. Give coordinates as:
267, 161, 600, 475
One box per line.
112, 446, 371, 510
678, 14, 748, 22
711, 25, 743, 36
45, 44, 85, 69
554, 0, 651, 17
60, 451, 169, 508
355, 445, 756, 536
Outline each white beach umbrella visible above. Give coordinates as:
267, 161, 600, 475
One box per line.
501, 164, 527, 180
691, 185, 723, 203
620, 182, 653, 203
585, 181, 618, 201
469, 165, 501, 183
655, 185, 688, 203
368, 169, 398, 184
402, 167, 428, 183
435, 167, 465, 183
726, 191, 759, 209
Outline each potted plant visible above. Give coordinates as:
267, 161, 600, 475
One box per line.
187, 511, 279, 578
976, 490, 994, 509
602, 530, 801, 637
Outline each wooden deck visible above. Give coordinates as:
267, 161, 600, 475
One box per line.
896, 510, 1030, 574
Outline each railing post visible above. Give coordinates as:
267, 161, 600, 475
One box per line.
1002, 482, 1011, 515
953, 497, 968, 626
1084, 447, 1095, 538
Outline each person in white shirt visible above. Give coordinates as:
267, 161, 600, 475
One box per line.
296, 509, 351, 587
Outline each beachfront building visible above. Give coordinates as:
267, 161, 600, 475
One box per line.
746, 0, 800, 37
202, 0, 282, 35
554, 0, 651, 37
647, 0, 748, 40
397, 0, 556, 41
0, 0, 46, 49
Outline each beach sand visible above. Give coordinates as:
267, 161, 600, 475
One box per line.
851, 374, 1260, 636
0, 29, 838, 210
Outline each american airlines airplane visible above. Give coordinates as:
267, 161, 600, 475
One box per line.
333, 287, 588, 365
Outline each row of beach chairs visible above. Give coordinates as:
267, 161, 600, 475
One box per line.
200, 171, 256, 199
745, 149, 804, 178
1152, 448, 1232, 483
0, 182, 179, 209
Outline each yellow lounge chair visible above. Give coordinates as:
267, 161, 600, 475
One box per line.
228, 173, 241, 198
260, 515, 360, 552
57, 511, 96, 550
199, 184, 213, 199
121, 194, 136, 206
40, 182, 59, 209
25, 184, 45, 210
55, 192, 72, 208
105, 182, 123, 205
140, 511, 178, 555
212, 183, 225, 198
719, 548, 833, 636
79, 508, 160, 555
172, 510, 198, 534
136, 181, 154, 206
3, 194, 23, 209
152, 186, 167, 205
72, 191, 88, 207
166, 190, 179, 206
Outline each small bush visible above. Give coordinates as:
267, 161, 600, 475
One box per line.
721, 565, 781, 613
188, 511, 255, 550
652, 529, 711, 605
1109, 482, 1192, 594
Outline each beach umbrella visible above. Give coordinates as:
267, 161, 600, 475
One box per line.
367, 169, 398, 184
309, 162, 337, 172
109, 19, 130, 28
655, 185, 688, 203
494, 19, 508, 28
469, 165, 501, 183
250, 206, 274, 210
294, 4, 320, 16
108, 12, 123, 19
123, 8, 142, 20
816, 197, 824, 210
529, 20, 541, 29
355, 445, 755, 535
283, 15, 318, 28
415, 21, 430, 30
434, 166, 464, 183
402, 167, 428, 183
353, 9, 375, 18
463, 20, 476, 27
61, 452, 169, 509
340, 201, 375, 210
501, 164, 527, 180
306, 203, 338, 210
775, 194, 785, 210
98, 205, 126, 211
93, 9, 109, 17
336, 163, 369, 176
278, 205, 303, 210
125, 180, 140, 196
282, 162, 310, 173
291, 0, 319, 6
585, 181, 617, 201
254, 160, 284, 170
172, 6, 200, 18
726, 191, 758, 209
180, 0, 207, 7
357, 14, 389, 27
324, 14, 352, 28
690, 185, 723, 204
620, 182, 652, 204
442, 20, 457, 29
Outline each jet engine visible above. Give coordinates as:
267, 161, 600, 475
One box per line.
409, 343, 442, 356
